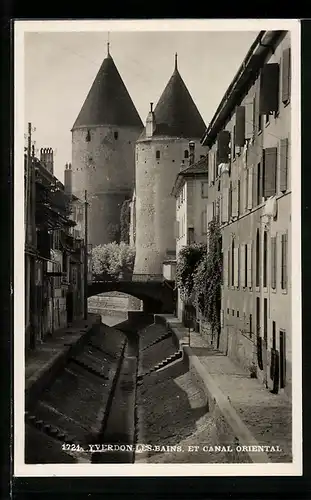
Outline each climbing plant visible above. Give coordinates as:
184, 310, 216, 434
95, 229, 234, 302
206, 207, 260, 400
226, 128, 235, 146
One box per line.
193, 219, 222, 333
120, 199, 131, 244
175, 242, 207, 301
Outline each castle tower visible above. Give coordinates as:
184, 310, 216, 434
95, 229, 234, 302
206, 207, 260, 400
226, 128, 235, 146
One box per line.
133, 54, 207, 277
71, 44, 143, 247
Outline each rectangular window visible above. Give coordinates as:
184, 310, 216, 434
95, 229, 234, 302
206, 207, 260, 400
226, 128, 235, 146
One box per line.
201, 210, 207, 235
247, 242, 252, 288
258, 112, 262, 133
228, 183, 232, 219
234, 246, 239, 288
235, 106, 246, 147
281, 233, 288, 290
227, 249, 231, 289
244, 243, 248, 288
232, 125, 236, 160
264, 298, 268, 343
187, 227, 194, 245
282, 47, 291, 104
271, 236, 277, 289
249, 314, 253, 338
247, 167, 253, 209
231, 244, 235, 287
280, 138, 289, 193
263, 232, 268, 288
263, 147, 277, 199
201, 181, 209, 198
237, 179, 241, 217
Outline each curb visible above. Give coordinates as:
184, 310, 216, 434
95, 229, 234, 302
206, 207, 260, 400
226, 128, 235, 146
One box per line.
157, 315, 271, 464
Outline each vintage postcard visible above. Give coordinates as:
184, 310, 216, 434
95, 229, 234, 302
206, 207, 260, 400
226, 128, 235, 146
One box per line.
14, 18, 302, 477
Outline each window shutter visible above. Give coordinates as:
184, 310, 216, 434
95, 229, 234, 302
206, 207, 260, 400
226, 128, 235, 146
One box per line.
232, 184, 238, 218
252, 96, 256, 136
263, 147, 277, 198
237, 179, 241, 217
271, 236, 277, 289
235, 106, 246, 147
280, 138, 289, 192
282, 47, 291, 104
259, 63, 280, 114
281, 233, 288, 289
240, 244, 245, 288
223, 250, 228, 287
214, 150, 218, 179
217, 130, 231, 163
252, 165, 258, 207
209, 151, 213, 186
243, 169, 248, 211
222, 188, 229, 223
247, 167, 253, 209
234, 247, 239, 287
247, 242, 252, 288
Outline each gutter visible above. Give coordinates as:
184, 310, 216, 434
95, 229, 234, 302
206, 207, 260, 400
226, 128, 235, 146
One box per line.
201, 30, 286, 147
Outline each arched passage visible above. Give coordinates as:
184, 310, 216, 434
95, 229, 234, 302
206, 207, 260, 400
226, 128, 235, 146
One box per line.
87, 280, 176, 314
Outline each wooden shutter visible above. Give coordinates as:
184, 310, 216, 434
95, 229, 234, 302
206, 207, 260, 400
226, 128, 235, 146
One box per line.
271, 236, 277, 289
232, 184, 238, 217
214, 150, 218, 179
252, 164, 258, 207
217, 130, 231, 163
280, 138, 289, 192
247, 242, 252, 288
227, 248, 231, 288
281, 233, 288, 290
263, 147, 277, 198
209, 150, 213, 186
174, 219, 179, 239
223, 250, 228, 287
237, 179, 241, 216
240, 244, 245, 288
252, 96, 256, 136
235, 106, 246, 147
243, 169, 248, 211
247, 167, 253, 209
234, 246, 239, 287
259, 63, 280, 114
222, 188, 229, 223
282, 47, 291, 104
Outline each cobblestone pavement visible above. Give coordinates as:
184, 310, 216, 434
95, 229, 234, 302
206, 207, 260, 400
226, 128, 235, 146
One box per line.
136, 365, 249, 464
177, 329, 292, 463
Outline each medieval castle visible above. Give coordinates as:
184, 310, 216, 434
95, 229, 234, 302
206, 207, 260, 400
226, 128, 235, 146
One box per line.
70, 45, 207, 277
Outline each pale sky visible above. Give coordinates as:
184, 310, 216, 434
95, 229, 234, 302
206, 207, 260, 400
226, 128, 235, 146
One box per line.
24, 30, 258, 183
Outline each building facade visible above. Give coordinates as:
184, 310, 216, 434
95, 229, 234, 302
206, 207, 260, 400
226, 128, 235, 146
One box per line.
201, 30, 291, 398
171, 155, 209, 320
25, 145, 86, 350
133, 55, 207, 278
71, 46, 143, 248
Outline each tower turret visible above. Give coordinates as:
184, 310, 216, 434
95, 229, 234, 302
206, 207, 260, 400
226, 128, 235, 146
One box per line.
71, 45, 143, 246
133, 54, 207, 277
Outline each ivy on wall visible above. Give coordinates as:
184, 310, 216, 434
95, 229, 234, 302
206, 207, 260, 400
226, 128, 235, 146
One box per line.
175, 220, 222, 334
175, 242, 207, 302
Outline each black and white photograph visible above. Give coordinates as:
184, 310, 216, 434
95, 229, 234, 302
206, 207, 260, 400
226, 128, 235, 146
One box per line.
14, 19, 301, 476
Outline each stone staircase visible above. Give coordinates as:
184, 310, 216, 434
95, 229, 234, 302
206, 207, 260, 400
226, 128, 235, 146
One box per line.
137, 349, 183, 382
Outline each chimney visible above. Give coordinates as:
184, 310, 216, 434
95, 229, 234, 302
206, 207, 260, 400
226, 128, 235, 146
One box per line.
189, 141, 195, 165
64, 162, 72, 196
40, 147, 54, 174
146, 102, 156, 138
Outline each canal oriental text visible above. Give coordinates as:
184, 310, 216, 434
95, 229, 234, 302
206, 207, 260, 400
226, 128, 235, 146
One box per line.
62, 444, 283, 454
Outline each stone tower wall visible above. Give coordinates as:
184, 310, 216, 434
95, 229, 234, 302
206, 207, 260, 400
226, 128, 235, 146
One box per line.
72, 125, 142, 246
133, 137, 207, 275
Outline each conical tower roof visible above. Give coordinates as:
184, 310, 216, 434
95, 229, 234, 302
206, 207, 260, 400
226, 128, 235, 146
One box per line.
150, 54, 206, 139
72, 47, 143, 130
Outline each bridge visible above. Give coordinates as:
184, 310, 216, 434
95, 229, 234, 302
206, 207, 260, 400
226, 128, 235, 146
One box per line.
87, 274, 177, 314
